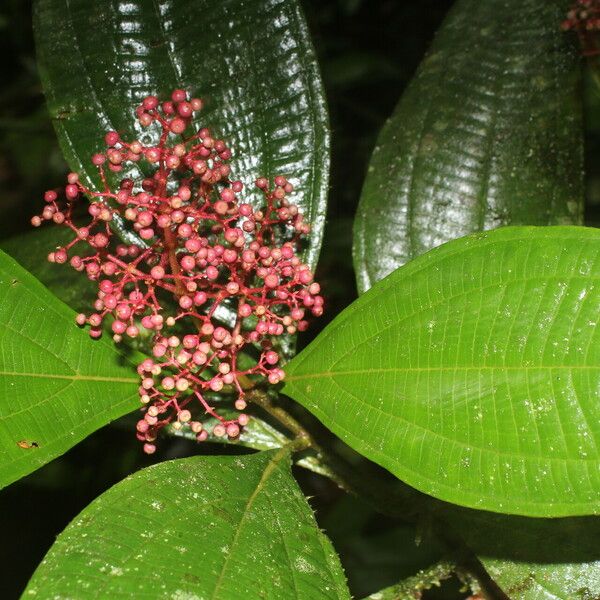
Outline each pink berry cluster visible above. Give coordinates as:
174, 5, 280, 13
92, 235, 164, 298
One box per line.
33, 89, 323, 453
563, 1, 600, 54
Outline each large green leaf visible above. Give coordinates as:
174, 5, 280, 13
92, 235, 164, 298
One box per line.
0, 250, 139, 490
450, 510, 600, 599
284, 227, 600, 517
353, 0, 583, 293
24, 449, 351, 599
33, 0, 329, 269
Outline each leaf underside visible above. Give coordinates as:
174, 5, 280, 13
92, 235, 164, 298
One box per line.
449, 508, 600, 599
353, 0, 583, 293
24, 450, 350, 600
285, 227, 600, 517
0, 250, 139, 490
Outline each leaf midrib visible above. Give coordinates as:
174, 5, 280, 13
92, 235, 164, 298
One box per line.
210, 447, 290, 600
0, 370, 138, 383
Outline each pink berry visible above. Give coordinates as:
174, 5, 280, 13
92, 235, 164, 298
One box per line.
179, 296, 193, 309
265, 351, 279, 365
171, 89, 187, 103
65, 184, 78, 199
143, 443, 156, 455
143, 95, 159, 110
180, 255, 195, 271
151, 266, 165, 279
213, 424, 226, 437
264, 274, 279, 288
170, 118, 187, 134
226, 424, 240, 438
105, 131, 120, 146
153, 344, 167, 358
112, 321, 127, 334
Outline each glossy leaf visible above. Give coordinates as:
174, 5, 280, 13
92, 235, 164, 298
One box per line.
451, 509, 600, 599
33, 0, 329, 269
284, 227, 600, 516
353, 0, 583, 293
24, 449, 351, 599
0, 250, 139, 489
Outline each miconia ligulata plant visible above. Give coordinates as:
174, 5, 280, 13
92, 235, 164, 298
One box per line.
32, 89, 323, 453
2, 0, 600, 598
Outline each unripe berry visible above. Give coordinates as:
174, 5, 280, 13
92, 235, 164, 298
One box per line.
265, 351, 279, 365
170, 118, 186, 134
65, 184, 78, 199
178, 409, 192, 423
210, 378, 224, 392
105, 131, 120, 146
151, 266, 165, 279
143, 95, 159, 110
213, 424, 226, 437
226, 424, 240, 438
179, 296, 193, 310
54, 249, 68, 264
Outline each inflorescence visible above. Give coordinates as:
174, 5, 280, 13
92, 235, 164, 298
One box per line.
33, 89, 323, 453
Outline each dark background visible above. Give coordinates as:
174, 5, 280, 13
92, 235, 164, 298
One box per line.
0, 0, 597, 598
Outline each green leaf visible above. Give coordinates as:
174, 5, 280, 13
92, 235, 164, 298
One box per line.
284, 227, 600, 517
1, 227, 95, 313
24, 449, 351, 599
353, 0, 583, 293
33, 0, 329, 269
0, 250, 139, 490
450, 509, 600, 599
